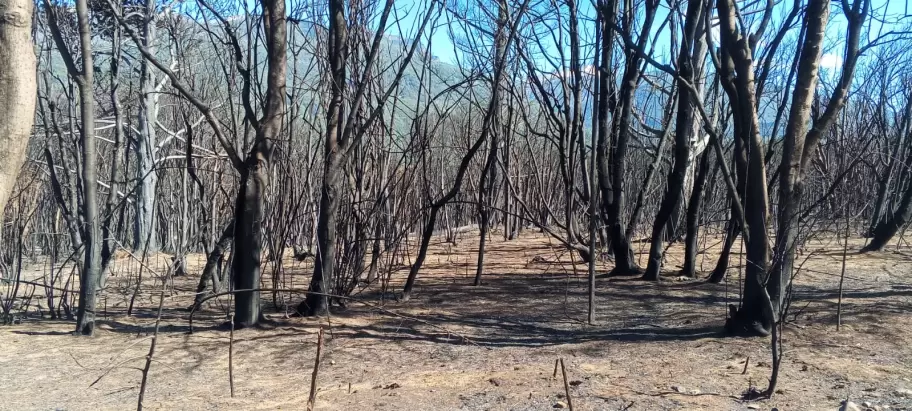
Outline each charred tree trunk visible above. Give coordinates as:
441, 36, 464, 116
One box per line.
602, 0, 657, 275
682, 146, 712, 277
302, 154, 343, 315
643, 0, 703, 281
474, 1, 507, 286
768, 0, 864, 315
865, 177, 912, 251
865, 123, 912, 252
232, 0, 286, 327
193, 222, 234, 310
79, 65, 100, 334
868, 102, 911, 236
302, 0, 347, 316
473, 138, 497, 286
103, 20, 125, 271
708, 214, 739, 283
46, 0, 102, 335
767, 0, 830, 316
716, 0, 772, 336
595, 0, 616, 265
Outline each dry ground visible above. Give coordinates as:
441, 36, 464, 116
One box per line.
1, 230, 912, 410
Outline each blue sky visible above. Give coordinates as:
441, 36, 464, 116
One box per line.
395, 0, 911, 72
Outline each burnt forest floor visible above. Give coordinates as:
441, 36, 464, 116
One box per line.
2, 230, 912, 410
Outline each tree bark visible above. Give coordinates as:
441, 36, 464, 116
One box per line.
643, 0, 703, 281
716, 0, 772, 336
601, 0, 657, 275
103, 19, 125, 272
473, 137, 497, 286
74, 0, 101, 336
301, 0, 347, 316
46, 0, 101, 334
134, 0, 159, 253
193, 221, 234, 310
0, 0, 36, 214
682, 146, 712, 277
232, 0, 286, 327
767, 0, 865, 317
767, 0, 829, 316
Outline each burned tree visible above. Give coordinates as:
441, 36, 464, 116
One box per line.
45, 0, 102, 335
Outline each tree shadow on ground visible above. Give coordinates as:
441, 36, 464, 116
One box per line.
12, 247, 909, 353
298, 270, 735, 348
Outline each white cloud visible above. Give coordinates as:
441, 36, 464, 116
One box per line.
820, 53, 842, 70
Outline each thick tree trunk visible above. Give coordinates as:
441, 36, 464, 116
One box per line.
232, 0, 286, 327
767, 0, 829, 316
301, 0, 346, 316
0, 0, 36, 214
727, 154, 771, 336
46, 0, 99, 332
602, 0, 656, 275
301, 159, 342, 315
595, 0, 616, 267
643, 124, 692, 279
865, 184, 912, 252
231, 164, 269, 326
73, 0, 101, 336
643, 0, 703, 281
134, 0, 158, 253
606, 95, 639, 274
717, 0, 772, 337
868, 102, 911, 235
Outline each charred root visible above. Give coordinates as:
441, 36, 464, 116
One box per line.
724, 304, 771, 337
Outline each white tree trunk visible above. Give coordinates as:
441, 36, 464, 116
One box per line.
0, 0, 36, 212
134, 0, 159, 252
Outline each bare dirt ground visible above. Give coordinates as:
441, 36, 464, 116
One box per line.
2, 230, 912, 410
